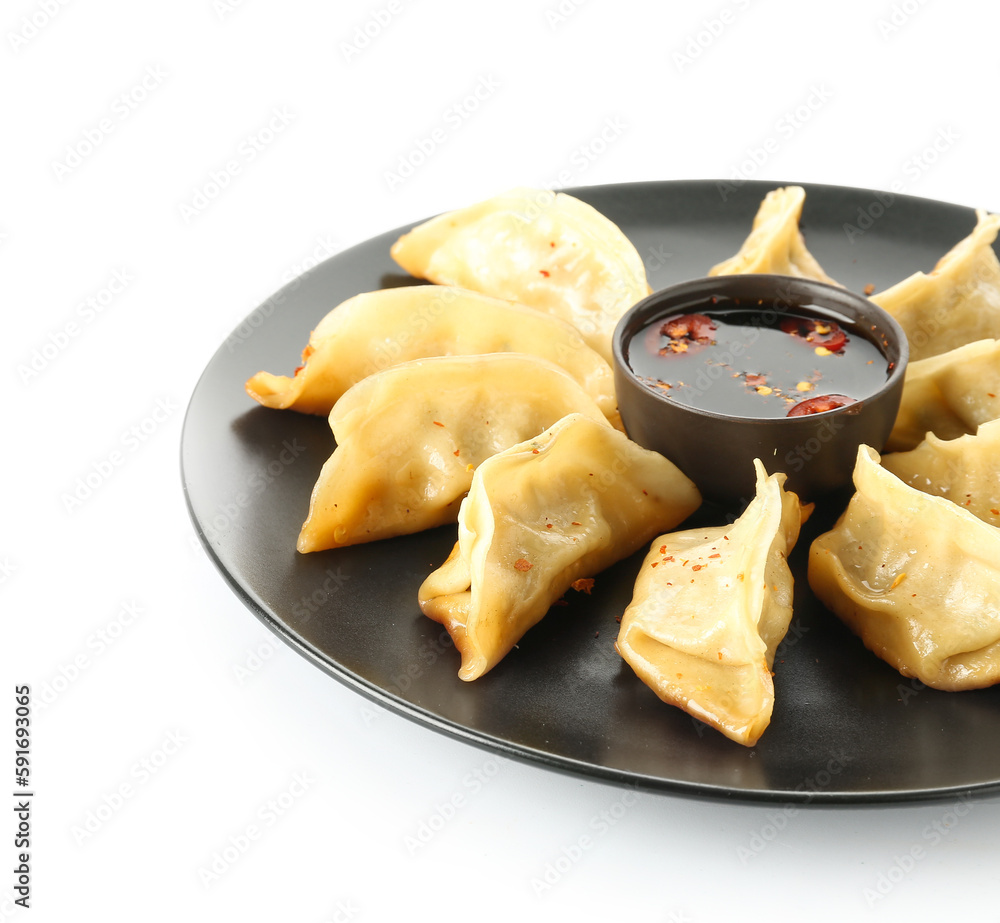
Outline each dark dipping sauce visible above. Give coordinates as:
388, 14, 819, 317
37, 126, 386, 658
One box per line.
626, 299, 893, 419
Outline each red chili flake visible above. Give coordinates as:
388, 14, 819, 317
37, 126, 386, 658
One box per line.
432, 421, 445, 427
691, 564, 705, 571
453, 449, 460, 456
539, 269, 551, 277
787, 394, 856, 416
663, 555, 675, 562
572, 578, 595, 594
531, 448, 540, 454
863, 283, 875, 295
989, 393, 997, 398
780, 317, 848, 352
514, 558, 533, 572
659, 545, 667, 554
545, 523, 553, 529
708, 553, 721, 559
656, 313, 717, 357
549, 241, 556, 247
744, 373, 768, 388
293, 365, 305, 376
991, 509, 999, 516
571, 521, 581, 526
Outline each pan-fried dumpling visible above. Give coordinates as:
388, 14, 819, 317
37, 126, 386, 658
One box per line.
886, 338, 1000, 451
418, 413, 702, 681
871, 210, 1000, 362
708, 186, 838, 284
297, 355, 611, 552
809, 444, 1000, 691
244, 285, 617, 421
881, 419, 1000, 524
389, 188, 651, 363
615, 460, 811, 747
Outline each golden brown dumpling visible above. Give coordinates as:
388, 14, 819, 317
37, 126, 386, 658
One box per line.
244, 285, 617, 421
809, 444, 1000, 691
616, 460, 811, 746
886, 338, 1000, 451
708, 186, 838, 284
390, 188, 650, 363
418, 414, 702, 681
881, 419, 1000, 525
871, 210, 1000, 362
297, 354, 611, 552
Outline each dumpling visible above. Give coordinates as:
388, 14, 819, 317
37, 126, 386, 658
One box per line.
297, 354, 611, 552
615, 460, 811, 747
871, 210, 1000, 362
886, 338, 1000, 451
809, 444, 1000, 691
244, 285, 617, 421
418, 413, 702, 681
708, 186, 838, 284
881, 419, 1000, 524
389, 187, 651, 363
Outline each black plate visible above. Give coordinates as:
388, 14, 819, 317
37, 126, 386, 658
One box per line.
181, 180, 1000, 803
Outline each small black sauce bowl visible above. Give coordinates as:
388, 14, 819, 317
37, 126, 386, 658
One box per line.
612, 274, 909, 509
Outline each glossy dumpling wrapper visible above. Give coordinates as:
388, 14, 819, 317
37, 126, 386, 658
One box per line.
389, 187, 651, 363
871, 210, 1000, 362
708, 186, 838, 284
615, 460, 811, 747
244, 285, 617, 421
885, 338, 1000, 452
297, 354, 612, 552
418, 413, 702, 681
881, 419, 1000, 525
809, 445, 1000, 691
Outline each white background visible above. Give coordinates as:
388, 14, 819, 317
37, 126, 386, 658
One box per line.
4, 0, 1000, 920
